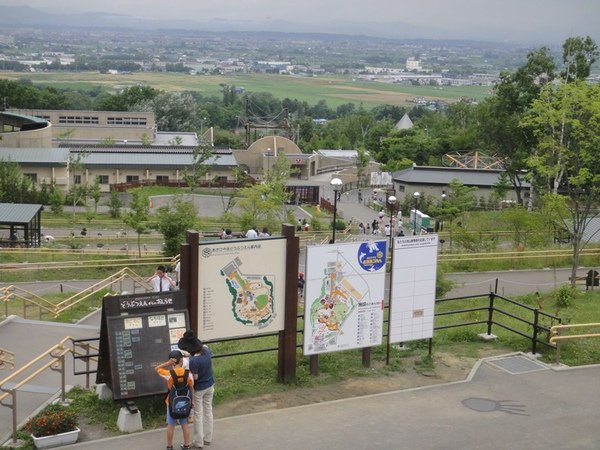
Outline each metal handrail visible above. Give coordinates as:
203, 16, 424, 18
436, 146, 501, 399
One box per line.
549, 323, 600, 365
0, 337, 73, 444
0, 348, 15, 371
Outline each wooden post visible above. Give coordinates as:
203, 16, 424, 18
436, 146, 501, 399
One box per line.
278, 224, 299, 383
185, 231, 199, 333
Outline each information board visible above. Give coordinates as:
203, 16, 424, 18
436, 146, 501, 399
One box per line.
197, 238, 287, 340
389, 235, 438, 344
303, 240, 387, 355
96, 290, 189, 400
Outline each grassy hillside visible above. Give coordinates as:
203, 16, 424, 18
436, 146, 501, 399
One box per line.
0, 71, 491, 108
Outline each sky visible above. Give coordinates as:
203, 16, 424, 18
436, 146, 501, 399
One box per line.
3, 0, 599, 43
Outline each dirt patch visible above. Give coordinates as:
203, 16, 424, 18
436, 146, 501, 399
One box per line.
214, 348, 507, 418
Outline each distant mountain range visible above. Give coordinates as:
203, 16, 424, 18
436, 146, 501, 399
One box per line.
0, 5, 592, 45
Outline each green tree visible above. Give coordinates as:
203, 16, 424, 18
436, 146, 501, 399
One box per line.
0, 160, 36, 203
48, 186, 64, 215
88, 178, 102, 213
122, 190, 150, 257
183, 144, 216, 191
561, 36, 599, 82
521, 81, 600, 285
236, 154, 294, 231
477, 46, 556, 205
106, 189, 123, 219
155, 198, 198, 256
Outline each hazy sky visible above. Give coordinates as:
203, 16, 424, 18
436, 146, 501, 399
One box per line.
3, 0, 599, 43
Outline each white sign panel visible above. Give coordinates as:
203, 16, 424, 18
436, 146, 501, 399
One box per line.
389, 235, 438, 343
303, 240, 387, 355
198, 238, 287, 340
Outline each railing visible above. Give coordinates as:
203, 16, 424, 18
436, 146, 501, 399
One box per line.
0, 348, 15, 371
549, 323, 600, 365
1, 267, 153, 320
434, 291, 561, 355
0, 337, 72, 444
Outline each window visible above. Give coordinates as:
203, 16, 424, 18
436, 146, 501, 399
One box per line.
58, 115, 99, 124
156, 176, 169, 184
126, 175, 139, 183
74, 174, 82, 185
107, 117, 148, 126
24, 173, 38, 183
97, 175, 109, 185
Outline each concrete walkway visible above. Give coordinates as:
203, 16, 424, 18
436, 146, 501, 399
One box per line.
66, 355, 600, 450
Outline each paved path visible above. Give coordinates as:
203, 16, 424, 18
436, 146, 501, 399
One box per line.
66, 356, 600, 450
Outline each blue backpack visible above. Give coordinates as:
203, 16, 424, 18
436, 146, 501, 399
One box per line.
168, 369, 193, 419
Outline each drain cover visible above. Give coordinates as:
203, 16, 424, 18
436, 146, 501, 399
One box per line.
487, 355, 548, 374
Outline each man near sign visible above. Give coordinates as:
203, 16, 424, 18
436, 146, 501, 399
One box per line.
149, 265, 176, 292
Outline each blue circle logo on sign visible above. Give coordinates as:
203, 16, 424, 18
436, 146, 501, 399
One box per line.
357, 241, 386, 272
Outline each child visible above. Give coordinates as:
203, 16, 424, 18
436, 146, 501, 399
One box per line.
155, 350, 194, 450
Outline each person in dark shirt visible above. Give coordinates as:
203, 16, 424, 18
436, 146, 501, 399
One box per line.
179, 331, 214, 448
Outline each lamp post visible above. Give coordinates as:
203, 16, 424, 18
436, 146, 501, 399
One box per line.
440, 191, 447, 232
330, 178, 343, 243
387, 195, 397, 247
413, 192, 421, 235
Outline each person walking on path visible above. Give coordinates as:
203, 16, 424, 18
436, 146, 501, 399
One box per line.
155, 350, 194, 450
179, 331, 215, 449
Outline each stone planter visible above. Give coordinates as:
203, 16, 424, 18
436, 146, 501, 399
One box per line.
31, 427, 80, 449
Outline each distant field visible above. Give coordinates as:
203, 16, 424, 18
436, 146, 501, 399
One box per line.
0, 71, 491, 108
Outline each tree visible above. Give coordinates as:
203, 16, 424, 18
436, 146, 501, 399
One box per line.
89, 178, 102, 213
106, 189, 123, 219
183, 144, 216, 191
155, 198, 198, 256
521, 81, 600, 286
477, 46, 556, 206
0, 160, 36, 203
48, 186, 64, 215
236, 154, 294, 231
561, 36, 599, 83
122, 190, 150, 257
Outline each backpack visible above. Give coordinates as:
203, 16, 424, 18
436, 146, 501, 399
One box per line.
168, 368, 193, 419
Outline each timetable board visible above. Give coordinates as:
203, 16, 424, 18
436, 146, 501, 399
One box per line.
96, 290, 189, 400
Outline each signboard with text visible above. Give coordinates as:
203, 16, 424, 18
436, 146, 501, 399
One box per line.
197, 238, 287, 340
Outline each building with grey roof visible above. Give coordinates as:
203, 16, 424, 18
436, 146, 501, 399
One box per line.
392, 165, 530, 203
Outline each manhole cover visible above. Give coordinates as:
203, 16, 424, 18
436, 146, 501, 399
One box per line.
487, 355, 548, 374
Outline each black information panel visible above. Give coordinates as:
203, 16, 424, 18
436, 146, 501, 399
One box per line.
107, 309, 188, 399
96, 290, 189, 400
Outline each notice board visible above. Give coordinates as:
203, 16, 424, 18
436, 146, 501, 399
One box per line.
96, 290, 188, 400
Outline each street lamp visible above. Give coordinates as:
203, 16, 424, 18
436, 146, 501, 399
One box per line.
330, 178, 343, 243
387, 195, 397, 248
413, 192, 421, 236
440, 191, 447, 232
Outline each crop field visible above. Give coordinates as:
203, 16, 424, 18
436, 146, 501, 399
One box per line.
0, 71, 491, 108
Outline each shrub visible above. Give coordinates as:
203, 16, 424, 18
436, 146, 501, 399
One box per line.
25, 403, 78, 437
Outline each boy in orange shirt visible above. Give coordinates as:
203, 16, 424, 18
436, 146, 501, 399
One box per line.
155, 350, 194, 450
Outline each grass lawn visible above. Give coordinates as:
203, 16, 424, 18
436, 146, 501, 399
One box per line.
1, 71, 491, 108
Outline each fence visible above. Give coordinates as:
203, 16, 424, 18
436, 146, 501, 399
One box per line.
0, 336, 97, 445
434, 291, 561, 355
549, 323, 600, 364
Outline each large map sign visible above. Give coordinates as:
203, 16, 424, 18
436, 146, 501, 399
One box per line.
303, 240, 387, 355
197, 238, 287, 340
389, 235, 438, 343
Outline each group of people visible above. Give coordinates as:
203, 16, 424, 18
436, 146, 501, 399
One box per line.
155, 330, 215, 450
357, 212, 405, 238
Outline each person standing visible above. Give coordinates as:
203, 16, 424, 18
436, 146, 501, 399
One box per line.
180, 331, 215, 449
149, 265, 175, 292
245, 226, 258, 239
155, 350, 194, 450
